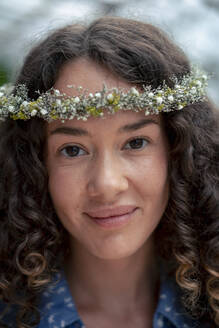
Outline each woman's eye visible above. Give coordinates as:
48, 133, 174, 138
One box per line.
60, 145, 87, 158
124, 138, 148, 150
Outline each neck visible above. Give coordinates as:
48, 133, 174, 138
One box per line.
64, 236, 160, 314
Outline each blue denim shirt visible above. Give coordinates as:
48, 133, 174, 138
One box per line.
0, 267, 211, 328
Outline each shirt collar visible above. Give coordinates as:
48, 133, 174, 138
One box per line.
38, 270, 81, 328
39, 264, 209, 328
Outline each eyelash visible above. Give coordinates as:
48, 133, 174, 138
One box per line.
59, 137, 149, 158
124, 137, 149, 150
60, 145, 87, 158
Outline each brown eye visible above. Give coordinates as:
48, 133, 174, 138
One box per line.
60, 145, 86, 157
124, 138, 148, 150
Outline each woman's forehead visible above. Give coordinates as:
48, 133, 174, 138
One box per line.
54, 57, 134, 95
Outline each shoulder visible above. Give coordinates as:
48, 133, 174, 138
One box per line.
0, 271, 80, 328
154, 262, 212, 328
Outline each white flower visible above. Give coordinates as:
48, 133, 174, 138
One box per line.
175, 85, 180, 89
89, 93, 94, 98
54, 89, 60, 96
191, 87, 197, 94
31, 109, 37, 116
0, 92, 4, 97
148, 92, 154, 98
130, 87, 139, 96
156, 97, 163, 104
56, 99, 62, 106
74, 96, 80, 103
8, 105, 15, 112
178, 105, 183, 110
195, 80, 202, 87
168, 95, 174, 102
70, 107, 76, 114
202, 74, 207, 81
22, 101, 29, 107
40, 109, 48, 115
107, 93, 114, 101
95, 92, 101, 98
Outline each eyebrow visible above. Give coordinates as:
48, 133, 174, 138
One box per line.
49, 126, 90, 137
49, 118, 159, 137
119, 118, 159, 133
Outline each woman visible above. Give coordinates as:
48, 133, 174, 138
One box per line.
0, 16, 218, 328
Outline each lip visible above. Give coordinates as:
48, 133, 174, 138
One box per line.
85, 206, 137, 229
86, 205, 137, 218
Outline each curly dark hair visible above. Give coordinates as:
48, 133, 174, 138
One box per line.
0, 16, 218, 328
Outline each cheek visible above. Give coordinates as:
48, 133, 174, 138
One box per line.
47, 167, 97, 250
135, 159, 169, 238
133, 153, 169, 216
133, 153, 168, 192
48, 167, 84, 221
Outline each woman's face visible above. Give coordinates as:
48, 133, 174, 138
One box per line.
46, 58, 169, 260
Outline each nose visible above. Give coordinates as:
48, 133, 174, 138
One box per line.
87, 152, 129, 202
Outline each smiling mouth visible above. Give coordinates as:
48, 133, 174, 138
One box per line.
86, 207, 138, 229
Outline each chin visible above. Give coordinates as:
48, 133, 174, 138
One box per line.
89, 238, 147, 261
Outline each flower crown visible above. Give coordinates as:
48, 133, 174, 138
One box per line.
0, 66, 209, 122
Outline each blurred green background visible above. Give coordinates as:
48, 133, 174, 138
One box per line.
0, 64, 8, 85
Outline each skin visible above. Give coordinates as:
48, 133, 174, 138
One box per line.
46, 58, 169, 328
